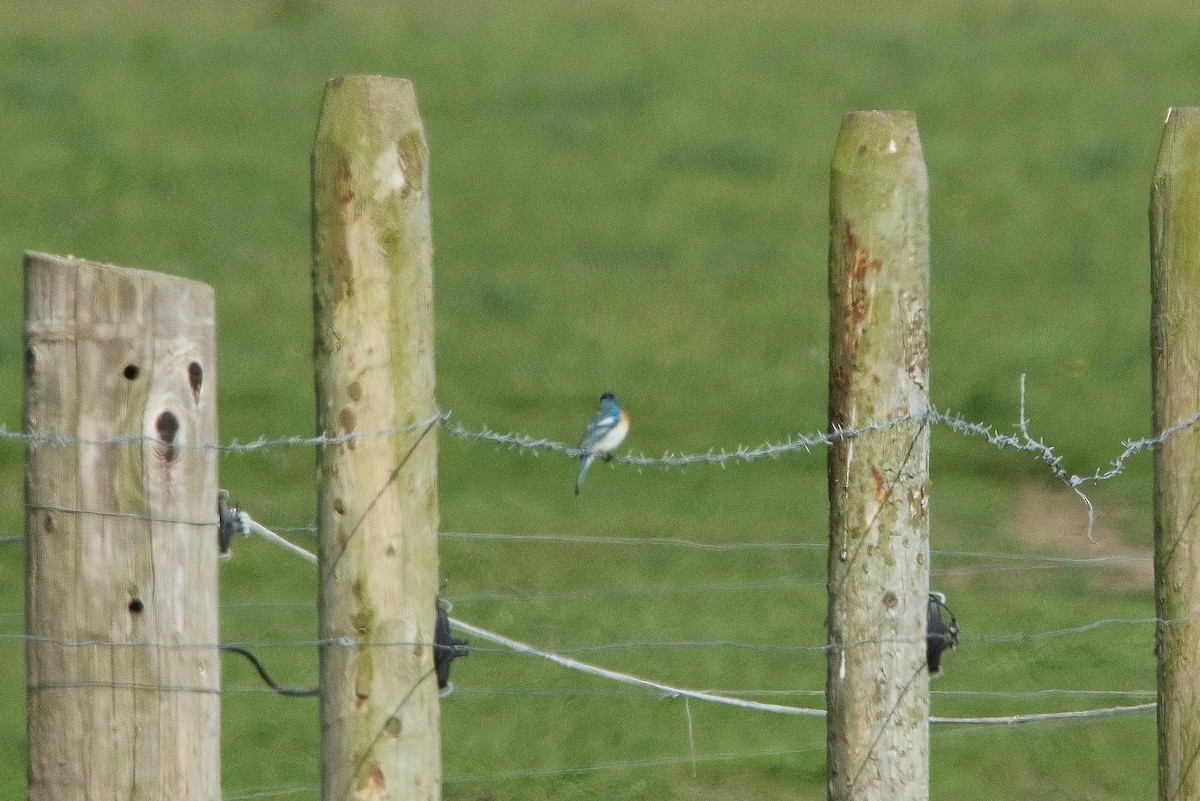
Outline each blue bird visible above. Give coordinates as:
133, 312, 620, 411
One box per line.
575, 393, 629, 495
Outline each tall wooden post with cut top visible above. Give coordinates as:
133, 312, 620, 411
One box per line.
312, 76, 442, 801
826, 111, 932, 801
1151, 106, 1200, 801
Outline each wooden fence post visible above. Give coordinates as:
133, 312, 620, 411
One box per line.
23, 252, 220, 800
826, 111, 931, 801
1151, 106, 1200, 801
312, 76, 442, 801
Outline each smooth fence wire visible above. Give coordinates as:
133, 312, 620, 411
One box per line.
80, 518, 1160, 724
231, 724, 1067, 796
2, 507, 1166, 721
0, 515, 1163, 699
0, 522, 1164, 799
0, 627, 1159, 727
0, 523, 1162, 670
217, 709, 1154, 801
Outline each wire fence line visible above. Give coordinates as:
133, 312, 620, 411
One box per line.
0, 528, 1158, 592
223, 741, 834, 799
3, 510, 1167, 722
451, 686, 1158, 701
0, 601, 1176, 725
1, 379, 1177, 790
0, 604, 1176, 654
0, 375, 1191, 543
226, 709, 1133, 801
2, 505, 1165, 723
5, 625, 1158, 706
0, 373, 1191, 483
219, 704, 1156, 801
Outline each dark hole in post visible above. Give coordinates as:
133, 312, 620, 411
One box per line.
187, 361, 203, 400
156, 411, 180, 462
128, 598, 144, 614
123, 364, 140, 380
156, 412, 179, 443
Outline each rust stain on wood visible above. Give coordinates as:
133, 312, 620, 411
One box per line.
843, 227, 882, 352
871, 465, 887, 504
355, 762, 386, 799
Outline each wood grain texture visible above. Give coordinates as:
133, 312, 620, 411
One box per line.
23, 251, 219, 800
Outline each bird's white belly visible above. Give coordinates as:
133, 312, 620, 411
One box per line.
593, 415, 629, 453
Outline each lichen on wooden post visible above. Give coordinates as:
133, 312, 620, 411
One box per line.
1151, 106, 1200, 801
826, 111, 931, 801
23, 251, 219, 800
312, 76, 441, 801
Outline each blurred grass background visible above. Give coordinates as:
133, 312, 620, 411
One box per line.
0, 0, 1193, 797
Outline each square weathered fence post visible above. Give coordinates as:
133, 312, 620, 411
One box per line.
23, 252, 220, 800
312, 76, 442, 801
826, 111, 932, 801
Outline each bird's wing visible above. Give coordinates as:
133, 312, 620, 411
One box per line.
580, 411, 620, 450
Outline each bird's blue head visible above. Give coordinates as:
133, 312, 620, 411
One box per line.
599, 392, 619, 411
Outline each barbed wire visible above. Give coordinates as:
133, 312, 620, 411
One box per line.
0, 372, 1189, 482
1, 376, 1192, 542
0, 414, 450, 453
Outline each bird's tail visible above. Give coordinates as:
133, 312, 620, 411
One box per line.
575, 454, 593, 496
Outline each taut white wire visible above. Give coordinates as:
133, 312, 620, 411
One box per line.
240, 518, 1164, 726
247, 519, 317, 565
445, 616, 827, 718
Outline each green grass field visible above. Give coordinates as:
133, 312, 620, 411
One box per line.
1, 1, 1196, 797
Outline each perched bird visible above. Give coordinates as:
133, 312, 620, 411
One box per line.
575, 393, 629, 495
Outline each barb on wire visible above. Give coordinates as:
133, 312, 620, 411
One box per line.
0, 414, 450, 454
927, 375, 1101, 538
3, 372, 1199, 521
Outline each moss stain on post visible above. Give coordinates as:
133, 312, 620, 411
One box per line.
826, 111, 931, 801
312, 76, 441, 801
1151, 107, 1200, 801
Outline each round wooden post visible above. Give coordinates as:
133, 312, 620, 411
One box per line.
1151, 106, 1200, 801
826, 111, 931, 801
312, 76, 442, 801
